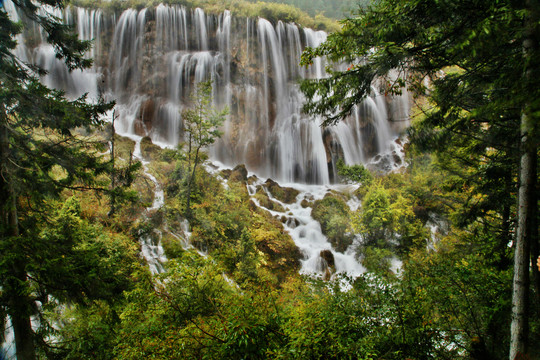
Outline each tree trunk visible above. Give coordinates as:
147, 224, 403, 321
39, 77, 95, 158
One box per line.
496, 174, 513, 270
1, 110, 36, 360
108, 112, 117, 217
531, 154, 540, 312
510, 2, 539, 358
185, 147, 201, 219
9, 262, 37, 360
530, 154, 540, 312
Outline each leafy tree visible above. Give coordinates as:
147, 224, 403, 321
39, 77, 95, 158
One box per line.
115, 252, 285, 359
354, 182, 426, 256
300, 0, 539, 357
335, 158, 373, 185
181, 80, 227, 218
0, 1, 118, 358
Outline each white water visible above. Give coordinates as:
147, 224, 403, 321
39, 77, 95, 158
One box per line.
6, 1, 410, 185
1, 318, 15, 359
247, 179, 365, 278
132, 138, 167, 274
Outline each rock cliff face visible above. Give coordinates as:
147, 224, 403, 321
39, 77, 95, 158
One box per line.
11, 2, 410, 184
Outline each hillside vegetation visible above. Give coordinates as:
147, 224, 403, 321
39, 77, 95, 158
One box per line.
70, 0, 340, 31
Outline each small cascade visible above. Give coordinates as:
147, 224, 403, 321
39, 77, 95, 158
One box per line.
194, 7, 209, 51
247, 179, 365, 278
109, 8, 148, 101
4, 0, 29, 62
35, 44, 100, 99
132, 138, 167, 274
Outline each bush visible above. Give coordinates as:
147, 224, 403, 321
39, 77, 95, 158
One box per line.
311, 195, 353, 252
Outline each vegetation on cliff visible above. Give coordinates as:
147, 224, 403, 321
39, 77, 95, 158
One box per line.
70, 0, 340, 31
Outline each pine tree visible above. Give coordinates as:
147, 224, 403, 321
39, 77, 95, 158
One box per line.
0, 1, 116, 358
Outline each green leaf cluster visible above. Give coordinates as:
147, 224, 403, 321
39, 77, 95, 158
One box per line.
311, 195, 354, 252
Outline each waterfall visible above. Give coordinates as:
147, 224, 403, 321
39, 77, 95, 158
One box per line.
6, 2, 410, 185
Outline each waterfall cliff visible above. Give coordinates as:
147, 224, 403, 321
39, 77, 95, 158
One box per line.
9, 2, 410, 184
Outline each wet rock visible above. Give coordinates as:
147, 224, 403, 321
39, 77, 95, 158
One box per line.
320, 249, 335, 268
312, 195, 354, 253
286, 217, 300, 228
319, 249, 336, 281
263, 179, 299, 204
139, 99, 156, 130
300, 199, 311, 208
248, 200, 259, 212
247, 175, 259, 185
229, 164, 248, 182
220, 169, 232, 179
254, 188, 285, 212
140, 136, 161, 161
392, 151, 402, 165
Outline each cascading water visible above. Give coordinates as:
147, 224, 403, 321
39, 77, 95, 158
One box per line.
8, 2, 408, 184
132, 138, 167, 274
5, 1, 411, 278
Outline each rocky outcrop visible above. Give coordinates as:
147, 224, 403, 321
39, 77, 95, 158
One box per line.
319, 249, 336, 281
229, 164, 249, 182
140, 136, 161, 161
263, 179, 299, 204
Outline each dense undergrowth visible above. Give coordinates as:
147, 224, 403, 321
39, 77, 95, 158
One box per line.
30, 128, 526, 359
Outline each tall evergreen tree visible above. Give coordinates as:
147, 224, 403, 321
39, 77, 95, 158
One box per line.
0, 1, 119, 359
300, 0, 539, 358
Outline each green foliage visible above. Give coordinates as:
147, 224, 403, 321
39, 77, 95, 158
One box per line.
355, 184, 393, 245
311, 195, 354, 252
187, 178, 300, 284
276, 274, 450, 359
360, 245, 394, 276
34, 198, 140, 302
0, 198, 141, 358
70, 0, 340, 31
336, 158, 373, 185
114, 252, 285, 359
405, 235, 514, 359
107, 116, 141, 218
51, 300, 120, 360
181, 80, 227, 218
352, 178, 428, 274
158, 144, 300, 285
161, 232, 186, 259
